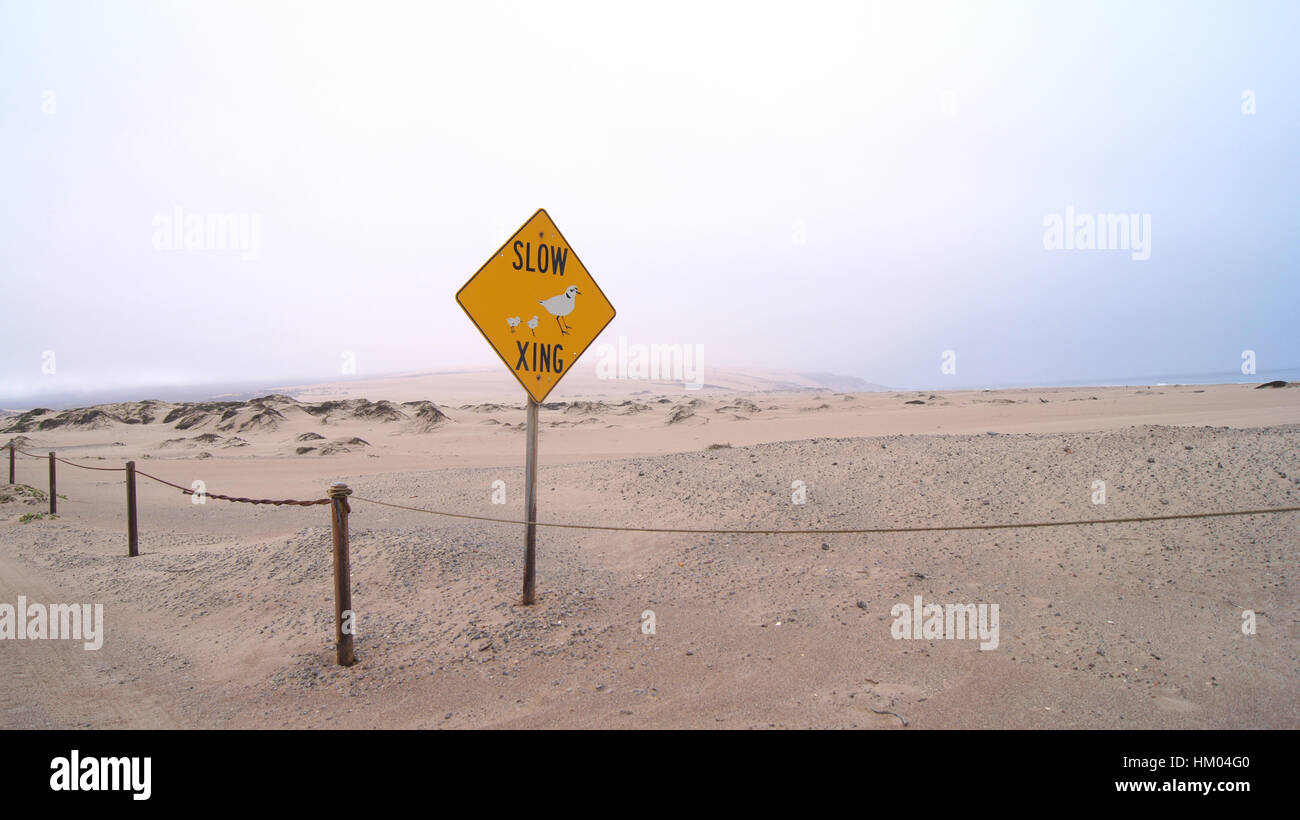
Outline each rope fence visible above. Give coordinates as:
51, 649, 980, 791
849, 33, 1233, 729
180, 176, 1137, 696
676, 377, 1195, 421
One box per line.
9, 440, 1300, 534
346, 494, 1300, 534
6, 439, 1300, 666
14, 446, 328, 505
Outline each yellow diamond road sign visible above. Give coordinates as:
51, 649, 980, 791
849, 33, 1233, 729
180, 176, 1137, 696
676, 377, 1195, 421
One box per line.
456, 209, 616, 403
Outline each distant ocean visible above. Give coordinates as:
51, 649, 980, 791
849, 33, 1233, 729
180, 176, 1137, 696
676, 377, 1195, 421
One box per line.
962, 367, 1300, 392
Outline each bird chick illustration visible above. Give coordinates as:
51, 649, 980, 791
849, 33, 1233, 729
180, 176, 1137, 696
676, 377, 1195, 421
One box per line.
506, 316, 521, 333
538, 286, 581, 335
526, 315, 539, 336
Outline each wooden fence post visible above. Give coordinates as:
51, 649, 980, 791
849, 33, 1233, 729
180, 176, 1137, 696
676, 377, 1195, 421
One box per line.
327, 482, 356, 667
8, 443, 13, 484
126, 461, 138, 557
48, 452, 56, 515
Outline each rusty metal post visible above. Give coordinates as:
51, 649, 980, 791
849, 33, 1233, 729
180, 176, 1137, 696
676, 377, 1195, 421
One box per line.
327, 482, 356, 666
48, 452, 56, 514
126, 461, 138, 557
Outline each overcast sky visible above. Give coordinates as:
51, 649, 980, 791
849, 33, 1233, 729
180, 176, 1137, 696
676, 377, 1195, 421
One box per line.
2, 0, 1297, 404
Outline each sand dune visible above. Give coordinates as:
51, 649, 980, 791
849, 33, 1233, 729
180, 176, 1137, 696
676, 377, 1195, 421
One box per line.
1, 375, 1297, 729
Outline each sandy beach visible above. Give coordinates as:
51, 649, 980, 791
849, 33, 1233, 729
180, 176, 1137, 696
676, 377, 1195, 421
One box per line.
1, 373, 1297, 729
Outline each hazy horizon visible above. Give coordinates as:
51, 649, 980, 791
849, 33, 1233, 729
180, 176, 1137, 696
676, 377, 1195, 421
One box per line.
6, 359, 1300, 413
3, 1, 1297, 405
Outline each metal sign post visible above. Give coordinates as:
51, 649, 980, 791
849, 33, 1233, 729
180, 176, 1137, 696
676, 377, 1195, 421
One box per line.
523, 397, 539, 604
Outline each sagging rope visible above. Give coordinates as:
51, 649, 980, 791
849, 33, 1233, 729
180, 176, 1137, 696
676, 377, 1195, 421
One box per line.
16, 449, 124, 470
53, 456, 126, 472
133, 469, 330, 506
347, 495, 1300, 535
9, 446, 326, 505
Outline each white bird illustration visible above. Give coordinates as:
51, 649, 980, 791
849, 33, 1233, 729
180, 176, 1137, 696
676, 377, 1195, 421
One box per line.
526, 315, 539, 336
506, 316, 521, 333
538, 286, 581, 335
